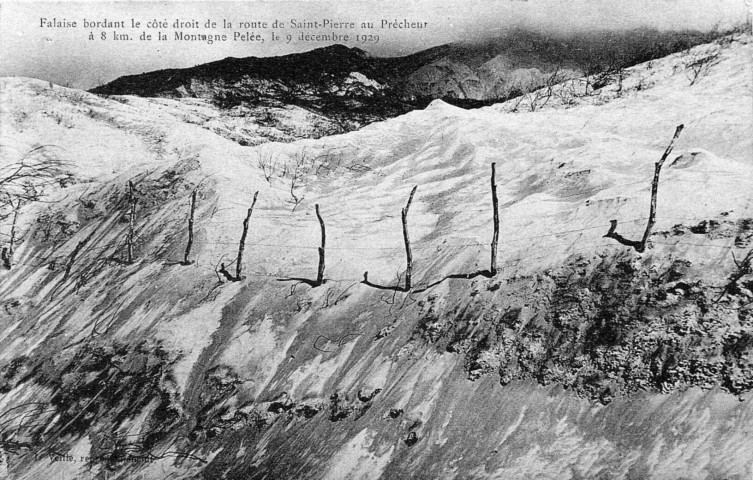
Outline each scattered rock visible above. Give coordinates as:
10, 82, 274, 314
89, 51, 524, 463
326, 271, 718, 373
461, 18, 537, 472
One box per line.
404, 432, 419, 446
387, 408, 403, 419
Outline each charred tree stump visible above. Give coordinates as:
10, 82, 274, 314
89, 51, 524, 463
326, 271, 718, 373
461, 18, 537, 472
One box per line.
315, 204, 326, 286
490, 162, 500, 275
2, 199, 20, 270
604, 124, 684, 253
234, 191, 258, 281
182, 190, 197, 265
402, 186, 418, 291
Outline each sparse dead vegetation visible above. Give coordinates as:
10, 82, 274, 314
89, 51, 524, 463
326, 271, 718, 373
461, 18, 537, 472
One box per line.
684, 49, 721, 85
509, 67, 568, 112
1, 145, 70, 268
256, 151, 278, 183
0, 145, 69, 207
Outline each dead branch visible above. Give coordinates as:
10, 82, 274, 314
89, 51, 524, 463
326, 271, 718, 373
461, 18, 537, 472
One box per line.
490, 163, 500, 275
182, 190, 197, 265
257, 152, 277, 183
402, 186, 418, 291
315, 204, 325, 286
0, 146, 69, 211
234, 191, 259, 281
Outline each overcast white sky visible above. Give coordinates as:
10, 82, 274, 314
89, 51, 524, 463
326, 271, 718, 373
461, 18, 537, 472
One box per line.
0, 0, 749, 89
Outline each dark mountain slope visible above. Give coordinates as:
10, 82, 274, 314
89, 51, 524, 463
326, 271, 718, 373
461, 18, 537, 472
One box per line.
88, 27, 735, 145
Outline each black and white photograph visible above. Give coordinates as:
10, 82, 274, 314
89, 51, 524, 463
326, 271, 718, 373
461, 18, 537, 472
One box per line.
0, 1, 752, 478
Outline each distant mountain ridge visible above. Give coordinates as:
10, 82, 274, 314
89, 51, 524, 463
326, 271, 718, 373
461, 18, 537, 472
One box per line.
89, 27, 728, 144
93, 45, 390, 97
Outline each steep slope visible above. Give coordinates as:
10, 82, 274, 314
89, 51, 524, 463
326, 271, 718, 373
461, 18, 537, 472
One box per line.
402, 58, 486, 100
0, 34, 752, 479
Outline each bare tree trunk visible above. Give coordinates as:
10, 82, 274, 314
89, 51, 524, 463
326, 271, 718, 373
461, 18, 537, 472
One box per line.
235, 191, 258, 281
316, 204, 325, 286
638, 124, 684, 252
2, 199, 20, 270
605, 124, 684, 252
183, 190, 197, 265
402, 186, 418, 291
490, 163, 500, 275
126, 181, 136, 264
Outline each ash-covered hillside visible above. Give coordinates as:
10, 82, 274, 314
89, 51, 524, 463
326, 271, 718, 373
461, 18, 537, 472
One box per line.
88, 27, 726, 146
1, 32, 752, 479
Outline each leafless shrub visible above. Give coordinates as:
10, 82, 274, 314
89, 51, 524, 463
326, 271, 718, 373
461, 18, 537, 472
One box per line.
581, 61, 606, 96
608, 50, 634, 95
590, 61, 626, 95
288, 174, 304, 212
685, 51, 720, 86
0, 145, 69, 208
510, 67, 568, 112
527, 87, 552, 112
313, 148, 342, 176
256, 151, 277, 183
0, 145, 69, 267
527, 82, 554, 112
285, 150, 309, 211
508, 91, 526, 113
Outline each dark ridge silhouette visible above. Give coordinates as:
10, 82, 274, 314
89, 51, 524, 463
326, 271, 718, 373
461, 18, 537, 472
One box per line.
88, 27, 734, 143
91, 27, 727, 98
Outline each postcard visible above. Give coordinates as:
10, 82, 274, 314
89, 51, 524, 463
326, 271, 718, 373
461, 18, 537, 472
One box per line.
0, 1, 751, 479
